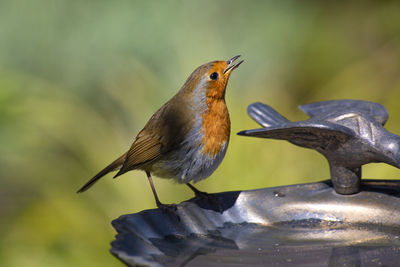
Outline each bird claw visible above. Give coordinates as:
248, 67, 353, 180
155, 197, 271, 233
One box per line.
194, 191, 224, 213
158, 203, 177, 211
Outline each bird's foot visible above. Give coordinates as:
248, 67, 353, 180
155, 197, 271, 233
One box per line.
186, 184, 224, 213
194, 191, 223, 213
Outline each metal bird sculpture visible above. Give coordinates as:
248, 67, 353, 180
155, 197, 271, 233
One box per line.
238, 100, 400, 194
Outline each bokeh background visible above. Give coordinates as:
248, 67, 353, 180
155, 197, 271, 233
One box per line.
1, 1, 400, 266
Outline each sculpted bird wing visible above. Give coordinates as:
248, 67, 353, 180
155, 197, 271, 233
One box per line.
247, 102, 290, 127
238, 121, 355, 150
299, 100, 389, 125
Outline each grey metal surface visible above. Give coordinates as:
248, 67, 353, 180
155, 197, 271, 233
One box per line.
238, 100, 400, 194
111, 181, 400, 266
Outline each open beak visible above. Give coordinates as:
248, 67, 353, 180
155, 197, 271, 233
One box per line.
224, 55, 244, 74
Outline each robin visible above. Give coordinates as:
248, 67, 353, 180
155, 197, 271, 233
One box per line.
77, 55, 243, 211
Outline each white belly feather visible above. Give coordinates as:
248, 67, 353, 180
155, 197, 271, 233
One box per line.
149, 118, 228, 184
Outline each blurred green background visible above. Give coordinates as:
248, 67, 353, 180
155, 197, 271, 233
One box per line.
1, 0, 400, 266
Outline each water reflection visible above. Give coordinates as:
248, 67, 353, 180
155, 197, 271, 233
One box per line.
143, 221, 400, 266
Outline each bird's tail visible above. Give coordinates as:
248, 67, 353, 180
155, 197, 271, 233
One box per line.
76, 153, 126, 193
247, 102, 289, 127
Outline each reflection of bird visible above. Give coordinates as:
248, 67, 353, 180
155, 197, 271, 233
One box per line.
238, 100, 400, 194
77, 56, 243, 211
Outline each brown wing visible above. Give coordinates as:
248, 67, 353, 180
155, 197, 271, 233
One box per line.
114, 95, 195, 178
114, 130, 162, 177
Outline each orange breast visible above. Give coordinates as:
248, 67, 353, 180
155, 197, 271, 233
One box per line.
201, 99, 230, 156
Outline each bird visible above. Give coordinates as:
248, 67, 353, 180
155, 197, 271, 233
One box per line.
77, 56, 243, 211
238, 100, 400, 195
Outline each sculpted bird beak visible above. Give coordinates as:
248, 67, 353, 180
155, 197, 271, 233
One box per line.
224, 55, 244, 74
382, 139, 400, 169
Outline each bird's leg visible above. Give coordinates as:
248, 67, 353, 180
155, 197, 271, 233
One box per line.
186, 183, 223, 213
146, 171, 177, 212
186, 183, 207, 197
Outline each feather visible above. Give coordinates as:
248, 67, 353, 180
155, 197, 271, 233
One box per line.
77, 153, 126, 193
114, 134, 162, 177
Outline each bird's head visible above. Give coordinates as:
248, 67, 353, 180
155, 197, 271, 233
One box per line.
180, 55, 243, 100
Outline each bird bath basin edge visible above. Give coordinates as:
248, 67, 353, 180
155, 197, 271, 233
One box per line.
110, 181, 400, 266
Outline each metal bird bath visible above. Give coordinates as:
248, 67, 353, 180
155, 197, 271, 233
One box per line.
111, 182, 400, 266
110, 100, 400, 266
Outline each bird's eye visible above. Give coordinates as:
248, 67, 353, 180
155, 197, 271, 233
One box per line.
209, 72, 219, 80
